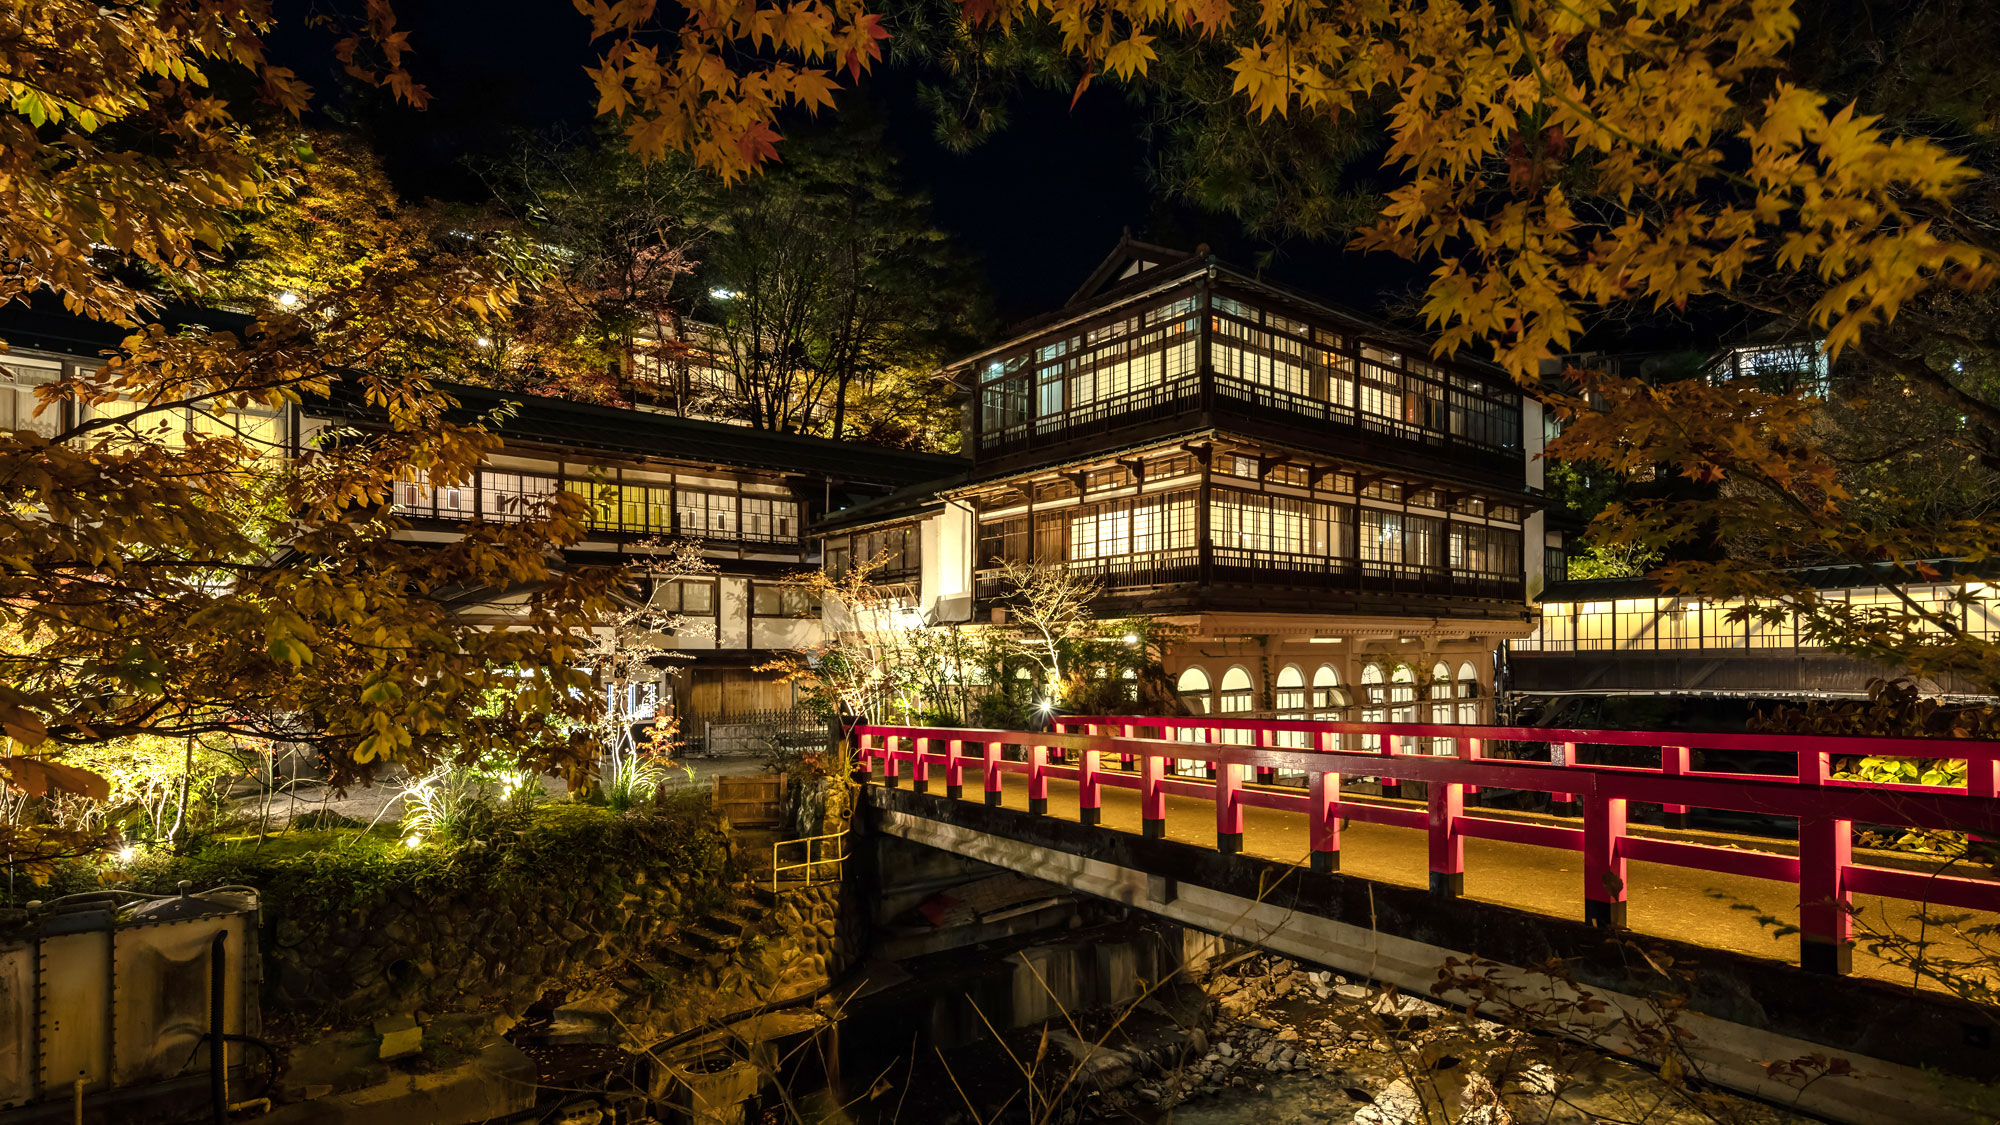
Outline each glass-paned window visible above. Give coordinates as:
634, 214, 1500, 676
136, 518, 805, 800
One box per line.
752, 583, 819, 617
741, 496, 799, 542
481, 471, 559, 522
677, 491, 738, 538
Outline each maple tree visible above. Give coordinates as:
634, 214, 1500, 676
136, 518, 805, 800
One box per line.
0, 0, 628, 883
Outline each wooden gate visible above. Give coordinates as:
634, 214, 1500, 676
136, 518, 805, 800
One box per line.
714, 773, 785, 828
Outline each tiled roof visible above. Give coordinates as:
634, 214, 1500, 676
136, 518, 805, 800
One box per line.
321, 381, 969, 487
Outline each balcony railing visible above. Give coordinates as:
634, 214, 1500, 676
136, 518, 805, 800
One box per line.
979, 378, 1202, 456
976, 545, 1523, 603
1208, 374, 1522, 470
975, 373, 1525, 475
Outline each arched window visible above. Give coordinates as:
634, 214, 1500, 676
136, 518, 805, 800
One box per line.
1456, 662, 1483, 725
1218, 666, 1255, 714
1176, 666, 1212, 715
1360, 663, 1387, 750
1389, 664, 1417, 721
1429, 661, 1455, 748
1275, 665, 1307, 715
1311, 665, 1343, 716
1273, 665, 1310, 763
1174, 666, 1214, 777
1311, 664, 1345, 748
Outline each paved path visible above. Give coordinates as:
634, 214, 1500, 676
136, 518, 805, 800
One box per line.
901, 767, 1999, 991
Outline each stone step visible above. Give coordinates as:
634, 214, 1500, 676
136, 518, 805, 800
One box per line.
701, 910, 757, 936
685, 925, 742, 953
656, 940, 709, 968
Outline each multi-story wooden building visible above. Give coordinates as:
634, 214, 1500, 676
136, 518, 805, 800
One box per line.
0, 303, 966, 734
820, 240, 1559, 725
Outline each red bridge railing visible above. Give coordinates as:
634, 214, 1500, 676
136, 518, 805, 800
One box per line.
850, 715, 2000, 976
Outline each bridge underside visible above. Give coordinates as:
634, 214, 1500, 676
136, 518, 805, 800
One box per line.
862, 784, 1998, 1125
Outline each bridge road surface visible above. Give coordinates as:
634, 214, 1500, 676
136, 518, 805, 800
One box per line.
893, 766, 2000, 991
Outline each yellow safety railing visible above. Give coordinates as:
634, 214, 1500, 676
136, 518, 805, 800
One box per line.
771, 831, 847, 895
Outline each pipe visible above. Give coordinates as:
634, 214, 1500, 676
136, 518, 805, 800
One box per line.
210, 931, 226, 1125
71, 1078, 81, 1125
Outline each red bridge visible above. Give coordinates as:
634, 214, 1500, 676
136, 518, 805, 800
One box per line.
852, 716, 2000, 978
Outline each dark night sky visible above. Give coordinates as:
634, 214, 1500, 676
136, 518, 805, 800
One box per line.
280, 1, 1428, 328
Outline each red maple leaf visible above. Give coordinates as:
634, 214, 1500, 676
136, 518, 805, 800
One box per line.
841, 13, 891, 80
736, 120, 784, 168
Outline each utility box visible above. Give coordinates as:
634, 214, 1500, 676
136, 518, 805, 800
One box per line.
0, 886, 260, 1122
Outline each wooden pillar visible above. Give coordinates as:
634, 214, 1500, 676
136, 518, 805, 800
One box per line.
1797, 745, 1853, 973
983, 740, 1003, 806
1660, 744, 1690, 828
1141, 751, 1167, 839
1428, 738, 1469, 896
1551, 741, 1578, 814
1215, 757, 1244, 854
944, 737, 965, 800
1027, 743, 1050, 815
911, 736, 930, 794
1078, 740, 1103, 826
1582, 794, 1628, 928
1380, 732, 1402, 798
884, 735, 901, 788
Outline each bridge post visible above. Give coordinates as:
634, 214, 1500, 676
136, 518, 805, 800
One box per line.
945, 738, 964, 800
884, 736, 901, 788
1309, 732, 1341, 872
983, 740, 1003, 806
1582, 795, 1628, 928
912, 736, 930, 794
1428, 738, 1470, 897
1079, 744, 1102, 826
1215, 758, 1245, 854
1380, 734, 1402, 799
1122, 724, 1136, 770
854, 731, 873, 782
1141, 751, 1167, 839
1797, 745, 1853, 974
1798, 817, 1854, 974
1661, 744, 1691, 828
1027, 743, 1049, 815
1551, 741, 1578, 815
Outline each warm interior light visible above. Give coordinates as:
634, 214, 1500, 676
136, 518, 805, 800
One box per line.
277, 291, 300, 308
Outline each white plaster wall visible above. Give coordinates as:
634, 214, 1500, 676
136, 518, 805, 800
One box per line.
717, 576, 750, 649
921, 502, 976, 624
751, 616, 822, 651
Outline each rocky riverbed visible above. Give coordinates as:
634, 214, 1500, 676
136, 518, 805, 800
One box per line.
1038, 952, 1823, 1125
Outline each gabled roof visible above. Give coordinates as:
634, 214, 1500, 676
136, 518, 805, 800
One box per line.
1065, 235, 1205, 308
